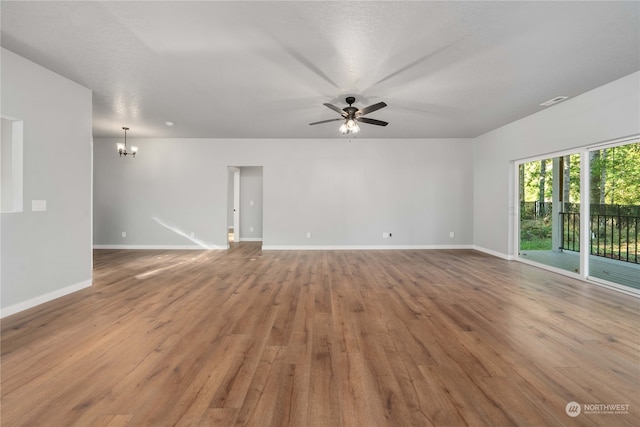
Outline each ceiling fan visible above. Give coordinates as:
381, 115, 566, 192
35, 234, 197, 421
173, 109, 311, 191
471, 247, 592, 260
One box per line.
309, 96, 388, 134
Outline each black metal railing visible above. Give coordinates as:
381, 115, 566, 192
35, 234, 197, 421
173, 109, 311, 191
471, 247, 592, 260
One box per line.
590, 214, 639, 264
521, 202, 638, 221
560, 210, 639, 264
560, 212, 580, 252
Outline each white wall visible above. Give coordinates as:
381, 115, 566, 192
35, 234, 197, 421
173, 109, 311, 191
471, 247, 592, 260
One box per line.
0, 48, 93, 316
473, 71, 640, 258
93, 138, 474, 249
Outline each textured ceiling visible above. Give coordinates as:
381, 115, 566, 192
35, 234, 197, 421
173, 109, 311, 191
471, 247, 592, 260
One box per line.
1, 1, 639, 139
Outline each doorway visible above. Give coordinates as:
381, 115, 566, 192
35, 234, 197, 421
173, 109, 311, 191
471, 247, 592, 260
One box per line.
227, 167, 240, 244
227, 166, 264, 247
517, 153, 581, 274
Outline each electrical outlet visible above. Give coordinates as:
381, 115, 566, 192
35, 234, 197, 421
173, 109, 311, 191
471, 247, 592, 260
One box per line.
383, 232, 391, 238
449, 231, 455, 238
121, 231, 127, 238
190, 232, 195, 238
250, 226, 254, 232
306, 232, 312, 238
32, 200, 47, 211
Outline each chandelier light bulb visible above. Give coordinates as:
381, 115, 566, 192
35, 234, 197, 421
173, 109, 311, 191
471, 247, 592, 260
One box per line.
340, 119, 361, 134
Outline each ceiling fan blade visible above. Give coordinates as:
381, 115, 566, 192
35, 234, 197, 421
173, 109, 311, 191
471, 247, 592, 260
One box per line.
323, 103, 347, 117
356, 117, 389, 126
358, 101, 387, 116
309, 117, 343, 125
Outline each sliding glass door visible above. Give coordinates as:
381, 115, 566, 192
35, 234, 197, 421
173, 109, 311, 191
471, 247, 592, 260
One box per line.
587, 142, 639, 289
518, 154, 580, 274
517, 138, 639, 293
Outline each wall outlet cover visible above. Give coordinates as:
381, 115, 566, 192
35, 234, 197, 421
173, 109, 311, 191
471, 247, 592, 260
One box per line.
31, 200, 47, 211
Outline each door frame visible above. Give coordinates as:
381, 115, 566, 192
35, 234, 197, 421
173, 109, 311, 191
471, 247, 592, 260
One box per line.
227, 166, 240, 245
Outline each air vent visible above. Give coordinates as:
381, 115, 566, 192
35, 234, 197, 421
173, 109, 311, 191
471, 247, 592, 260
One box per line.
540, 96, 569, 107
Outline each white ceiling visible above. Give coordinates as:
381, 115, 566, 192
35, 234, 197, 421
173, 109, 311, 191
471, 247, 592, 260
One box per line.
2, 1, 639, 139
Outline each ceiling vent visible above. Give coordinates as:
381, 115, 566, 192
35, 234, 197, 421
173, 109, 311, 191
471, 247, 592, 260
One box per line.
540, 96, 569, 107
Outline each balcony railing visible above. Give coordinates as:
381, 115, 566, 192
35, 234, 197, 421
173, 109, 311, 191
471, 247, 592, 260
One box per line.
560, 211, 639, 264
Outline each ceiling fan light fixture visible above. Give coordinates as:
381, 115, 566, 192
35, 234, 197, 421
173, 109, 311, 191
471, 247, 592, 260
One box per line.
310, 97, 388, 135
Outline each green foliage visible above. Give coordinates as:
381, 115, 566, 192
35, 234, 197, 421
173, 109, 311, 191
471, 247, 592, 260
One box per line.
591, 143, 640, 205
520, 219, 552, 250
520, 238, 552, 251
520, 142, 639, 205
520, 155, 581, 203
521, 160, 552, 202
566, 154, 581, 203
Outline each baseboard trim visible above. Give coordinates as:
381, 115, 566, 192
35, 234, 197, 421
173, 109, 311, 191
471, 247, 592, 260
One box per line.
262, 244, 474, 251
472, 245, 514, 260
93, 244, 227, 250
238, 238, 263, 242
1, 279, 92, 318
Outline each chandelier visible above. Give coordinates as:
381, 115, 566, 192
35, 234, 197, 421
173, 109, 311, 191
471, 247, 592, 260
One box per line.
117, 127, 138, 157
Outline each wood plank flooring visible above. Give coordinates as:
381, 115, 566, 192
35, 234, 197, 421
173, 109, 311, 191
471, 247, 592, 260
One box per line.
2, 243, 639, 426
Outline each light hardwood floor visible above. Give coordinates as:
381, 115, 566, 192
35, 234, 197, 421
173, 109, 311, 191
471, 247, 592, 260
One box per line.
1, 244, 638, 426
